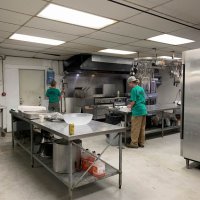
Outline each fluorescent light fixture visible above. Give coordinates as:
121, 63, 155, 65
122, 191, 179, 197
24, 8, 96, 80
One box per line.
99, 49, 136, 55
10, 33, 65, 46
147, 34, 194, 45
38, 4, 117, 29
158, 56, 182, 60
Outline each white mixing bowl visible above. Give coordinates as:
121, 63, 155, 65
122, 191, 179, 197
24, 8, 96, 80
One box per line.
63, 113, 93, 125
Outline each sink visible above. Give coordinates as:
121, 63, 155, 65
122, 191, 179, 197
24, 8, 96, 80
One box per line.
63, 113, 93, 125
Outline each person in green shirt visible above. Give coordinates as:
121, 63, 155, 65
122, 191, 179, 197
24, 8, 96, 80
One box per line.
46, 80, 61, 112
127, 76, 147, 148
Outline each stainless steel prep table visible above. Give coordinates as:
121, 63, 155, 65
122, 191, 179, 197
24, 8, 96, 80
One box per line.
109, 104, 180, 144
10, 111, 125, 200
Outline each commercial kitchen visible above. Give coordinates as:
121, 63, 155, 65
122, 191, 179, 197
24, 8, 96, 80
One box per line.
0, 0, 200, 200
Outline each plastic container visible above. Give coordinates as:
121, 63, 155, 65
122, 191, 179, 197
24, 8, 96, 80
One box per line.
88, 151, 96, 174
53, 139, 82, 173
63, 113, 93, 125
81, 149, 90, 171
93, 154, 105, 178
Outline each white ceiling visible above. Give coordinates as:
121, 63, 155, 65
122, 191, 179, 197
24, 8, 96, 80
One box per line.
0, 0, 199, 60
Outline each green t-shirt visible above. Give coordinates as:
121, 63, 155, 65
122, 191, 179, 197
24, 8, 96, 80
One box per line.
46, 87, 61, 103
130, 85, 147, 116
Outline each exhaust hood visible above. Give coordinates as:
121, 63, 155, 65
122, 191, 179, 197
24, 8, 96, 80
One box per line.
63, 54, 133, 74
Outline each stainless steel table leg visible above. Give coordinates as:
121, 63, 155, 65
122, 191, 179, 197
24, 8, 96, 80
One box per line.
30, 124, 34, 168
68, 141, 73, 200
11, 115, 14, 149
161, 111, 164, 137
119, 132, 122, 189
186, 159, 190, 169
0, 109, 3, 136
124, 114, 127, 145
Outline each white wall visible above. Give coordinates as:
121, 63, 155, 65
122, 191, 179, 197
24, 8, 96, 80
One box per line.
157, 69, 181, 105
0, 56, 63, 132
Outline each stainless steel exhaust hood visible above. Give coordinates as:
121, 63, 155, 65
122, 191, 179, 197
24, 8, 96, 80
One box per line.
63, 54, 133, 74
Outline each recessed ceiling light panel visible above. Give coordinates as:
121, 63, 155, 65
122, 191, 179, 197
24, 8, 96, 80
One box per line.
148, 34, 194, 45
9, 33, 65, 45
99, 49, 136, 55
38, 4, 117, 29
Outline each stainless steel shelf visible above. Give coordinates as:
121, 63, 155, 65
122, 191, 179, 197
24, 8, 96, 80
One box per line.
146, 126, 180, 134
33, 154, 119, 188
15, 139, 31, 154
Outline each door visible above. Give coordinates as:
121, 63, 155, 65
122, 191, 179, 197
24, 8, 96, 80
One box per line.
19, 69, 45, 106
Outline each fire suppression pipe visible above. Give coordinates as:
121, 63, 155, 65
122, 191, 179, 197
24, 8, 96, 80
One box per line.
0, 55, 6, 96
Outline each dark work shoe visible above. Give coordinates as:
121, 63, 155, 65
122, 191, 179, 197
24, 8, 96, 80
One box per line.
126, 143, 138, 148
138, 144, 144, 148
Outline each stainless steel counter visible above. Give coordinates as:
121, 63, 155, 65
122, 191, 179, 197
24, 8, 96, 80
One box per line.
32, 119, 125, 141
109, 103, 180, 114
109, 103, 181, 144
10, 111, 125, 200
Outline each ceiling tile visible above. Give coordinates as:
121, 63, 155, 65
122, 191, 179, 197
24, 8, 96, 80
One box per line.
0, 30, 12, 39
17, 27, 79, 41
0, 38, 4, 42
180, 42, 200, 50
102, 22, 161, 39
0, 47, 37, 57
58, 42, 103, 52
114, 44, 151, 52
52, 0, 141, 20
0, 21, 19, 32
170, 28, 200, 42
0, 0, 47, 15
125, 12, 186, 32
160, 46, 187, 53
41, 48, 72, 55
0, 43, 46, 51
4, 39, 57, 48
131, 40, 172, 49
25, 17, 96, 36
33, 52, 62, 60
0, 9, 32, 25
72, 37, 119, 48
87, 31, 138, 44
120, 0, 172, 9
153, 0, 200, 24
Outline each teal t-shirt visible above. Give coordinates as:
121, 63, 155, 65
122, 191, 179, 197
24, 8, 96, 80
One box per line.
46, 88, 61, 103
130, 85, 147, 116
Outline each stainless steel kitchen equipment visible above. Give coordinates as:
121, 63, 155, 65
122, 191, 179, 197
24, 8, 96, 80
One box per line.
63, 54, 132, 74
10, 110, 125, 200
110, 103, 180, 144
65, 98, 81, 113
181, 48, 200, 168
53, 139, 82, 173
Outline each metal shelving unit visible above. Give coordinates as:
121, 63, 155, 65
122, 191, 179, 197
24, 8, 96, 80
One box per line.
10, 111, 125, 200
109, 104, 181, 144
33, 153, 118, 188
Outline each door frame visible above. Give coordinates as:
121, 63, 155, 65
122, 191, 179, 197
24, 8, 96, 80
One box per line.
4, 64, 47, 132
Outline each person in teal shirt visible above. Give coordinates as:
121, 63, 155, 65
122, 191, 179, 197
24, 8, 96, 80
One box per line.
46, 80, 61, 112
127, 76, 147, 148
